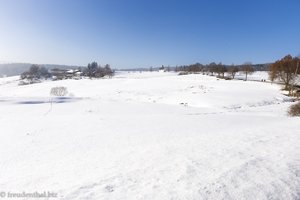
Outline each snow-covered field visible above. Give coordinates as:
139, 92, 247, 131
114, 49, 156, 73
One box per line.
0, 72, 299, 200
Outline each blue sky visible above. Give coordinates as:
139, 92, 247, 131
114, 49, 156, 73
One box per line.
0, 0, 299, 68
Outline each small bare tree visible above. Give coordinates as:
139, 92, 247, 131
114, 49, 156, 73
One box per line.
50, 86, 68, 96
45, 86, 68, 115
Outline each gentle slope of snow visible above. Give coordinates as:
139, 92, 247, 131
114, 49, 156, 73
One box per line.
0, 72, 299, 200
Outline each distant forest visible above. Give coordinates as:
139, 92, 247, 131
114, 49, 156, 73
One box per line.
0, 63, 82, 77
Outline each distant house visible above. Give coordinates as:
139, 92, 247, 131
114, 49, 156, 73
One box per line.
158, 65, 166, 72
50, 68, 68, 80
50, 68, 82, 80
66, 69, 82, 79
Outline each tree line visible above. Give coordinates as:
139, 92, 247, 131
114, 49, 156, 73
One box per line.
172, 54, 299, 89
175, 62, 255, 81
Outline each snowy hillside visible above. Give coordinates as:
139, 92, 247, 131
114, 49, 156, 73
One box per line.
0, 72, 299, 200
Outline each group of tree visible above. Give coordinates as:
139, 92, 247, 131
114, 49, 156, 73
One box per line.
82, 62, 114, 78
20, 64, 51, 82
175, 63, 204, 73
269, 55, 300, 91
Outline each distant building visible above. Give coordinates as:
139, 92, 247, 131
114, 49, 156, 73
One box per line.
50, 68, 68, 80
50, 68, 82, 80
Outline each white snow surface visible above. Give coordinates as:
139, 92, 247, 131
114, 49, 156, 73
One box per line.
0, 72, 299, 200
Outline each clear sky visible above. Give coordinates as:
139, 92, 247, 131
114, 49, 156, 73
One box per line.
0, 0, 299, 68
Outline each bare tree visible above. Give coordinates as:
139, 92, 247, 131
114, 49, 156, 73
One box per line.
208, 62, 217, 75
166, 66, 170, 72
216, 62, 227, 78
291, 55, 300, 96
241, 62, 254, 81
269, 55, 300, 91
228, 65, 239, 79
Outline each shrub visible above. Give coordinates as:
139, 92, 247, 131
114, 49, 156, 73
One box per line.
50, 86, 68, 96
224, 77, 232, 80
288, 102, 300, 117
